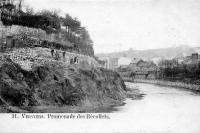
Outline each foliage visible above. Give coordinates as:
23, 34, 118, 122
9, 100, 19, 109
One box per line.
62, 14, 81, 28
0, 4, 94, 56
1, 10, 60, 33
159, 62, 200, 82
36, 9, 61, 30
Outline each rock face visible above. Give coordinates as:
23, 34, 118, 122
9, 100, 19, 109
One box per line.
0, 60, 127, 112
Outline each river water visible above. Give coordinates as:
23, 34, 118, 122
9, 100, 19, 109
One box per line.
112, 82, 200, 132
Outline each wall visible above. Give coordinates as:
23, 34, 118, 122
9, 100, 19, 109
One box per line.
0, 47, 98, 70
0, 23, 94, 56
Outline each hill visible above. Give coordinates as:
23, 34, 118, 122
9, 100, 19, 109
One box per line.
96, 45, 200, 60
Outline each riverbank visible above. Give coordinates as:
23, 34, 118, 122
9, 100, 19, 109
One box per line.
124, 78, 200, 92
0, 60, 142, 113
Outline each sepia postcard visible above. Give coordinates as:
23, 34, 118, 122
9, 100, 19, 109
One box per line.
0, 0, 200, 132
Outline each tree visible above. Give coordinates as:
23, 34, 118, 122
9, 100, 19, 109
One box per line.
25, 5, 34, 15
36, 9, 61, 30
18, 0, 24, 10
63, 14, 81, 29
79, 27, 93, 46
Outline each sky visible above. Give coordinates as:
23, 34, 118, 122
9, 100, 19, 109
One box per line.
24, 0, 200, 54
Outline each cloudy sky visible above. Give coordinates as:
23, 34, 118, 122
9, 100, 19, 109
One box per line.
24, 0, 200, 53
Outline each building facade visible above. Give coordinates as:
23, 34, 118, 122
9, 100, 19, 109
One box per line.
109, 58, 119, 70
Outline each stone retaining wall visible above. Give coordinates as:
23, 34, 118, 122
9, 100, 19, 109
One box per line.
124, 78, 200, 91
0, 47, 99, 70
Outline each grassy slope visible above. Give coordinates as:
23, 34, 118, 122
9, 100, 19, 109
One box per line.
0, 60, 128, 113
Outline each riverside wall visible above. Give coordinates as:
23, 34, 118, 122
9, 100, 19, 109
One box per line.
124, 78, 200, 91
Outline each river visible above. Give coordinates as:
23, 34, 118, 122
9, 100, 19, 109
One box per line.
1, 82, 200, 133
112, 82, 200, 132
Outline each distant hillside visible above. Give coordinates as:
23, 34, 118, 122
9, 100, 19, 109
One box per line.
96, 45, 200, 60
195, 47, 200, 53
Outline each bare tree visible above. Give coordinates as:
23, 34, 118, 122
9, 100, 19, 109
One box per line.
18, 0, 24, 10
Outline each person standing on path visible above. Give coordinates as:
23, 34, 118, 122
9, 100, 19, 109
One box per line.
51, 49, 54, 57
63, 51, 66, 58
62, 51, 66, 62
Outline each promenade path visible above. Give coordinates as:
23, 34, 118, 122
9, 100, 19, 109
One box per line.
0, 47, 99, 70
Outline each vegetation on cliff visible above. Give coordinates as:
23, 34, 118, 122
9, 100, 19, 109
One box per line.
0, 2, 94, 56
0, 60, 127, 112
0, 1, 138, 113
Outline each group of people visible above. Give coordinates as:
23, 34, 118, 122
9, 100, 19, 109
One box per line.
51, 49, 64, 60
51, 49, 78, 64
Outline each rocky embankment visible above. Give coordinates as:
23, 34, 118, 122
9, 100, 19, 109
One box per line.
0, 59, 130, 113
125, 78, 200, 92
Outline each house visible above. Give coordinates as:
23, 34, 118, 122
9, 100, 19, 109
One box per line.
182, 53, 200, 65
191, 53, 199, 60
126, 59, 158, 79
134, 60, 157, 72
129, 59, 147, 72
118, 57, 132, 66
109, 58, 118, 70
116, 58, 158, 79
158, 58, 179, 68
129, 58, 140, 70
136, 60, 146, 70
